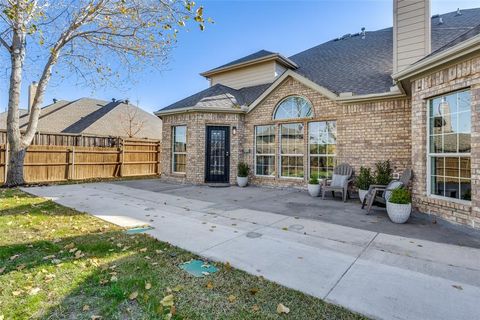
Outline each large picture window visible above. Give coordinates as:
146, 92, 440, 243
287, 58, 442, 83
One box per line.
428, 90, 471, 201
172, 126, 187, 173
255, 125, 276, 176
280, 123, 304, 178
309, 121, 336, 179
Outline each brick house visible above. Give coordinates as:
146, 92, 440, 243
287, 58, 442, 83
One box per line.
155, 0, 480, 229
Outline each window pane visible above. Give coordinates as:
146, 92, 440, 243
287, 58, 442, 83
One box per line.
460, 179, 471, 201
458, 111, 471, 133
444, 176, 459, 199
274, 96, 313, 120
173, 154, 186, 173
256, 155, 275, 176
460, 157, 471, 178
281, 123, 304, 154
255, 125, 275, 155
443, 134, 457, 153
281, 156, 303, 178
431, 175, 445, 197
430, 135, 442, 153
458, 90, 471, 113
431, 157, 444, 176
173, 126, 186, 152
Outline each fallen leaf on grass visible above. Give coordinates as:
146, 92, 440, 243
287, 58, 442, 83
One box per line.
12, 290, 23, 296
224, 262, 232, 271
74, 250, 85, 259
160, 294, 174, 307
145, 282, 152, 290
91, 316, 102, 320
0, 267, 5, 274
43, 255, 55, 260
110, 275, 118, 282
249, 288, 259, 295
252, 304, 260, 312
139, 248, 147, 253
83, 305, 90, 311
64, 243, 75, 249
227, 295, 236, 303
10, 254, 20, 261
277, 303, 290, 314
206, 281, 213, 289
16, 264, 26, 271
29, 287, 41, 295
129, 291, 138, 300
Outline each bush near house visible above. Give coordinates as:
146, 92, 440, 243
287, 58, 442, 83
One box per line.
0, 189, 364, 320
355, 167, 374, 190
388, 187, 411, 204
237, 162, 250, 177
374, 160, 393, 185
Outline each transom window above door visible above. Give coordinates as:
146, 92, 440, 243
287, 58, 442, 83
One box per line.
273, 96, 313, 120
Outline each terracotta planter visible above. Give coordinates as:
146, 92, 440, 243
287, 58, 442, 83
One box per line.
386, 201, 411, 224
308, 183, 321, 197
237, 176, 248, 187
358, 189, 368, 203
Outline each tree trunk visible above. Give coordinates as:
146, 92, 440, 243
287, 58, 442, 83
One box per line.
6, 146, 26, 187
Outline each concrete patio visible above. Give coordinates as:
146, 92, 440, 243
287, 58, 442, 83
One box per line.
23, 178, 480, 320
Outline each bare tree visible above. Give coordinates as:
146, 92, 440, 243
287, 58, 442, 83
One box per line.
0, 0, 207, 186
119, 101, 146, 138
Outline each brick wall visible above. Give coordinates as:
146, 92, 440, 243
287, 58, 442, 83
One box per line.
411, 55, 480, 228
160, 112, 244, 184
244, 77, 412, 188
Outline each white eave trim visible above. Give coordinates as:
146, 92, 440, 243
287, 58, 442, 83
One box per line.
247, 70, 406, 111
393, 34, 480, 80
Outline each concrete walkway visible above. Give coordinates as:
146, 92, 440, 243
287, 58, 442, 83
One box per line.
23, 180, 480, 320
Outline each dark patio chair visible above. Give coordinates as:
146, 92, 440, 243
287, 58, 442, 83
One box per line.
362, 168, 413, 214
322, 163, 354, 202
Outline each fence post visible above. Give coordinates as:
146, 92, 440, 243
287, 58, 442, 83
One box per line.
157, 141, 161, 175
119, 138, 124, 177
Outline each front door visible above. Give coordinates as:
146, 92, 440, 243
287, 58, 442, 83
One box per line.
205, 126, 230, 183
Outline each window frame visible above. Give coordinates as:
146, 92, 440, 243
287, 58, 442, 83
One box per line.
307, 120, 337, 180
254, 125, 276, 177
273, 95, 314, 120
279, 123, 305, 179
426, 89, 471, 204
171, 125, 187, 174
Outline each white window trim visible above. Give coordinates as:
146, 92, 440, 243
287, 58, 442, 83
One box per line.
273, 95, 314, 121
426, 91, 471, 203
172, 125, 187, 174
279, 123, 304, 179
254, 125, 276, 177
307, 121, 337, 180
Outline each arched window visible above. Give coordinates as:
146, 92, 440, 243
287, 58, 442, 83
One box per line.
273, 96, 313, 120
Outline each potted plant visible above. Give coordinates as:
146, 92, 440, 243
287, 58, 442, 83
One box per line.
307, 175, 321, 197
386, 187, 411, 224
374, 160, 393, 185
237, 162, 250, 187
355, 166, 374, 203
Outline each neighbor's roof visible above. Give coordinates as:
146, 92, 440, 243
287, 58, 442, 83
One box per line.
200, 50, 298, 77
157, 83, 271, 114
0, 98, 162, 140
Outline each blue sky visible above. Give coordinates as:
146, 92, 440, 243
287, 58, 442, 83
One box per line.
3, 0, 479, 113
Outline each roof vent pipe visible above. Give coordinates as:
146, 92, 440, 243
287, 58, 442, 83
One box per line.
456, 8, 462, 16
361, 27, 366, 39
112, 98, 116, 102
53, 98, 58, 103
438, 17, 444, 24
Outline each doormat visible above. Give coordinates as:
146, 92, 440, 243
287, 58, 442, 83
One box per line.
179, 260, 218, 277
124, 226, 154, 235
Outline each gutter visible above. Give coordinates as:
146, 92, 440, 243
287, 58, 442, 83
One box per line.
393, 34, 480, 81
154, 106, 247, 117
336, 90, 406, 103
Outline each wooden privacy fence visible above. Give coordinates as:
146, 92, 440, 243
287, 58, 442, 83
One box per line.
0, 132, 161, 184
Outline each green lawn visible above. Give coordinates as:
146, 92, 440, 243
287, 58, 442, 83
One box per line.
0, 189, 366, 320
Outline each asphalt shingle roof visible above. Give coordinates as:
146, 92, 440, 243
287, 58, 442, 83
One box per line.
159, 83, 271, 112
0, 98, 162, 139
159, 8, 480, 112
289, 8, 480, 95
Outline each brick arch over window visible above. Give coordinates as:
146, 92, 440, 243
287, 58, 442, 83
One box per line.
273, 96, 314, 120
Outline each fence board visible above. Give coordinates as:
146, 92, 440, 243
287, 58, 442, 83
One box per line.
0, 133, 161, 184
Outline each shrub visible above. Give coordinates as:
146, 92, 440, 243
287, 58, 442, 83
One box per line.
375, 160, 393, 185
355, 166, 374, 190
388, 187, 411, 204
237, 162, 250, 177
309, 176, 319, 185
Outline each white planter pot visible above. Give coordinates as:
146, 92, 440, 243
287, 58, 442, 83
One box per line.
237, 176, 248, 187
308, 184, 321, 197
358, 189, 368, 203
386, 201, 412, 224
